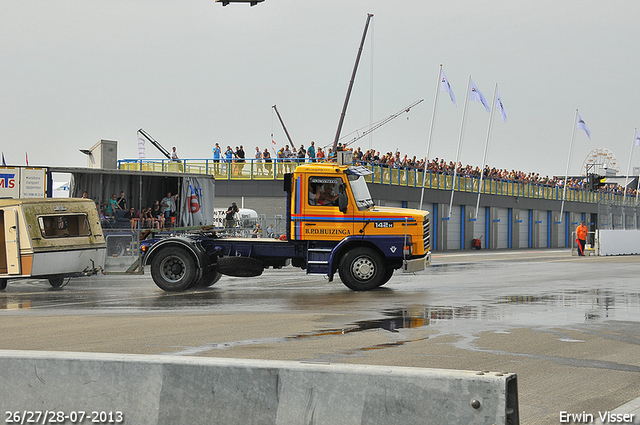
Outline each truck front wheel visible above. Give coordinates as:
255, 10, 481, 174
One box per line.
381, 267, 394, 285
151, 247, 198, 292
338, 247, 386, 291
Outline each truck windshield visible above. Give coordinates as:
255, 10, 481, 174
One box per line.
348, 175, 374, 210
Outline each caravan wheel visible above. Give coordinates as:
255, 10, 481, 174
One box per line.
48, 276, 66, 288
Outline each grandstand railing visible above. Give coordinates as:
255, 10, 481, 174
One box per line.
117, 158, 628, 205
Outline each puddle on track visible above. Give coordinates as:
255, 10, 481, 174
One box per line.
168, 289, 640, 356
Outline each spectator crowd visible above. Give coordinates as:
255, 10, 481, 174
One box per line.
241, 141, 638, 197
91, 190, 179, 230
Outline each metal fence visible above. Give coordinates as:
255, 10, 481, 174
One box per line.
118, 158, 626, 205
102, 229, 142, 274
597, 199, 640, 230
215, 214, 286, 239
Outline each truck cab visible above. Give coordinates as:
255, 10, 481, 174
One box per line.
0, 198, 105, 290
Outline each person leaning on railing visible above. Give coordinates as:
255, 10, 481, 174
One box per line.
263, 148, 273, 176
254, 147, 264, 176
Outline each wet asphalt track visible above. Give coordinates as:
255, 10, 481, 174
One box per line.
1, 249, 639, 425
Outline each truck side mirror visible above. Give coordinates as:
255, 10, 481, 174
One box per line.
338, 184, 348, 213
283, 173, 292, 192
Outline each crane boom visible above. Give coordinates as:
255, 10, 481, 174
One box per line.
272, 105, 294, 147
341, 99, 424, 148
137, 129, 171, 160
332, 13, 374, 153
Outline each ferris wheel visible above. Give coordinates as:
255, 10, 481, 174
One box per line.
582, 148, 620, 176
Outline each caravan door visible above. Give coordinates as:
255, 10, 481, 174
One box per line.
2, 208, 21, 275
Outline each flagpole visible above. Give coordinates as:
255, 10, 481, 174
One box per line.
474, 83, 498, 219
636, 151, 640, 207
419, 65, 443, 210
622, 128, 636, 228
448, 75, 472, 218
560, 109, 579, 220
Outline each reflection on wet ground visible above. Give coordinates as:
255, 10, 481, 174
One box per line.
2, 252, 640, 353
2, 276, 640, 330
314, 287, 640, 333
158, 287, 640, 356
169, 289, 640, 355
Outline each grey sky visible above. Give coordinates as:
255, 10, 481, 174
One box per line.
2, 0, 639, 178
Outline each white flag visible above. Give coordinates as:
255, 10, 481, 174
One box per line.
577, 114, 591, 139
439, 70, 456, 106
635, 130, 640, 146
496, 90, 507, 123
137, 132, 146, 159
469, 79, 490, 112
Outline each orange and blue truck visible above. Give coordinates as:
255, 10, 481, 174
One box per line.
143, 160, 431, 292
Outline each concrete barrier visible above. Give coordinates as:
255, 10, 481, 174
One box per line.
0, 350, 518, 425
597, 230, 640, 255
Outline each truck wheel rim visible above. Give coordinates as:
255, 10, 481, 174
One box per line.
161, 256, 184, 282
352, 257, 375, 280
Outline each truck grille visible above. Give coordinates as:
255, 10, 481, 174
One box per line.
423, 214, 431, 251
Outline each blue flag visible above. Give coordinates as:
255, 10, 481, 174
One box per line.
577, 114, 591, 139
496, 90, 507, 123
439, 70, 457, 106
469, 79, 491, 112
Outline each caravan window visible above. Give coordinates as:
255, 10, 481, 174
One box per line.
38, 214, 92, 238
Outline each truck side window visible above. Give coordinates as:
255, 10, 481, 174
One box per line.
308, 177, 342, 207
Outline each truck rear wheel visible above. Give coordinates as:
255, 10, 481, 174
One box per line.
338, 247, 386, 291
0, 279, 6, 290
151, 247, 198, 292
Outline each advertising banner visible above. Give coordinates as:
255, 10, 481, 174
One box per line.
180, 176, 215, 227
20, 168, 46, 198
0, 167, 47, 198
0, 167, 20, 198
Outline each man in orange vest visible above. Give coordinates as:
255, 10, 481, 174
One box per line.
576, 221, 588, 256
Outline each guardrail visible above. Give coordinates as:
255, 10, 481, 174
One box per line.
118, 158, 625, 204
0, 350, 519, 425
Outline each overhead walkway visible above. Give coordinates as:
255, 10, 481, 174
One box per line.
118, 158, 627, 205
